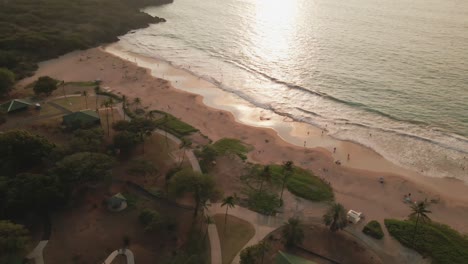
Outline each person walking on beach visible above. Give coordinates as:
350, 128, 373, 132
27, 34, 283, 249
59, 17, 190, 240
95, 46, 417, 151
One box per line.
333, 147, 336, 153
347, 154, 350, 161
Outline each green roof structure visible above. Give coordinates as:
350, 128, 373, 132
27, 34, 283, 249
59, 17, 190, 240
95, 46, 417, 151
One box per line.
0, 99, 32, 113
62, 110, 100, 127
275, 251, 317, 264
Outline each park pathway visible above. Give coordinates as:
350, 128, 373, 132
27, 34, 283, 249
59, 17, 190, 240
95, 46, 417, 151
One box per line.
26, 241, 48, 264
102, 248, 135, 264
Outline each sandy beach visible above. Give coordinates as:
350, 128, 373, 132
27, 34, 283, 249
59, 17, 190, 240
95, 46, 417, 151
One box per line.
18, 47, 468, 234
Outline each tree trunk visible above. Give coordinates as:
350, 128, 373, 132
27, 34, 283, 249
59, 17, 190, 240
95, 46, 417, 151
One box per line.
224, 206, 229, 232
412, 214, 420, 246
106, 108, 110, 137
280, 174, 287, 205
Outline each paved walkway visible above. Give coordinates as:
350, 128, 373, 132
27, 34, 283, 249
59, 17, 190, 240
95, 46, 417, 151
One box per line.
102, 248, 135, 264
208, 204, 284, 264
26, 241, 48, 264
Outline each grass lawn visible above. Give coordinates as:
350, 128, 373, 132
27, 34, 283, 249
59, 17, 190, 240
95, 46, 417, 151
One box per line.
269, 165, 334, 202
150, 110, 198, 137
385, 219, 468, 264
52, 95, 107, 112
214, 214, 255, 264
212, 138, 251, 160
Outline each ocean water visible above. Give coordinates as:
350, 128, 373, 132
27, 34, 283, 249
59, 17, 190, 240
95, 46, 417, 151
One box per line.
115, 0, 468, 181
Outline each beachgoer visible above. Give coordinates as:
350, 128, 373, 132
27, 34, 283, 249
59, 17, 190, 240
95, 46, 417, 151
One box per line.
304, 141, 306, 147
333, 147, 336, 153
307, 131, 310, 135
379, 177, 384, 184
347, 154, 350, 161
321, 130, 324, 136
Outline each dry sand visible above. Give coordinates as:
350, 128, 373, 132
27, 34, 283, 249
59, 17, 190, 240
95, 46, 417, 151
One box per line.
18, 47, 468, 234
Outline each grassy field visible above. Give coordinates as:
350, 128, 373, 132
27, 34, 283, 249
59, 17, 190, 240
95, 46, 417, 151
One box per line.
212, 138, 251, 160
269, 165, 334, 202
52, 95, 108, 112
150, 110, 198, 138
385, 219, 468, 264
214, 214, 255, 264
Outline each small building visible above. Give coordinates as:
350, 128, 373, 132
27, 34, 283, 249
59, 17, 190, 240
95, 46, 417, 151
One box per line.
107, 193, 127, 212
275, 251, 317, 264
62, 110, 100, 129
0, 99, 33, 113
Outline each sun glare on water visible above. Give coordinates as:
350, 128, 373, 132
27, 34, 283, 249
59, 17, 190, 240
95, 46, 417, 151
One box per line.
251, 0, 300, 62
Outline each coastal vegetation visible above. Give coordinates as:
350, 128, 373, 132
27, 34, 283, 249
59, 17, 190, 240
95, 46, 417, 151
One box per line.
0, 0, 171, 79
362, 220, 384, 239
281, 218, 305, 248
0, 68, 14, 96
323, 202, 348, 232
385, 219, 468, 264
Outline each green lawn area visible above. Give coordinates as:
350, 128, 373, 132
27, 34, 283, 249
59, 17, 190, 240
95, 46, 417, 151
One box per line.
269, 165, 334, 202
212, 138, 251, 160
385, 219, 468, 264
51, 95, 107, 112
214, 214, 255, 264
150, 110, 198, 138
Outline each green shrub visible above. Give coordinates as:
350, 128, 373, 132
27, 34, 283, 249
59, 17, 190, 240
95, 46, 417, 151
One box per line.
269, 165, 334, 202
139, 209, 162, 232
363, 220, 384, 239
212, 138, 250, 160
385, 219, 468, 264
247, 190, 280, 215
151, 110, 197, 137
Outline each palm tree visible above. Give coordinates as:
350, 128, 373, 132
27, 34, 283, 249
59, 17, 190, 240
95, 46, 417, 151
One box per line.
323, 202, 348, 232
108, 97, 115, 123
101, 100, 111, 136
122, 95, 127, 120
258, 240, 271, 264
94, 86, 100, 110
409, 200, 431, 246
282, 217, 304, 248
221, 195, 236, 230
133, 97, 141, 110
280, 161, 294, 204
259, 165, 271, 192
203, 215, 213, 242
178, 140, 192, 168
82, 91, 88, 109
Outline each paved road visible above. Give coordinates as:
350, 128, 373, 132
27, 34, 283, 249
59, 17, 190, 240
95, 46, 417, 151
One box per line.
102, 248, 135, 264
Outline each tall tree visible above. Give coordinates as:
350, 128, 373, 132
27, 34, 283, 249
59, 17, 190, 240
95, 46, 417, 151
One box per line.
0, 220, 30, 254
82, 90, 88, 108
122, 95, 127, 120
101, 100, 111, 136
52, 152, 114, 186
409, 200, 431, 246
280, 161, 294, 204
282, 217, 304, 248
221, 195, 236, 230
169, 169, 218, 217
133, 97, 141, 110
258, 165, 271, 192
323, 202, 348, 232
0, 68, 14, 96
94, 86, 100, 110
33, 76, 58, 96
0, 130, 54, 175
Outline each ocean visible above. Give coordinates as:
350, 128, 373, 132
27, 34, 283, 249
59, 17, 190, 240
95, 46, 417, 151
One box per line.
112, 0, 468, 181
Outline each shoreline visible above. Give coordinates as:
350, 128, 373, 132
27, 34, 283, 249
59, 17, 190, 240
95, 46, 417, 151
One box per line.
17, 47, 468, 233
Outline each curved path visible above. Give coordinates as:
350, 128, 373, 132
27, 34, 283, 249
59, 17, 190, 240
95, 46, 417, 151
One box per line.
102, 248, 135, 264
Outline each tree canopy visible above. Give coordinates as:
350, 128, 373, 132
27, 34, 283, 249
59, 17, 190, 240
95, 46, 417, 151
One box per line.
0, 68, 14, 96
52, 152, 114, 185
0, 130, 54, 176
0, 0, 171, 78
33, 76, 58, 96
169, 169, 219, 217
69, 128, 104, 152
0, 220, 30, 254
0, 173, 65, 218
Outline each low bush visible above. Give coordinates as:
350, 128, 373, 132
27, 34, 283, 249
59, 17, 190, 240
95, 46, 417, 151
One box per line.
363, 220, 384, 239
139, 209, 162, 232
269, 165, 334, 202
384, 219, 468, 264
246, 190, 280, 215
